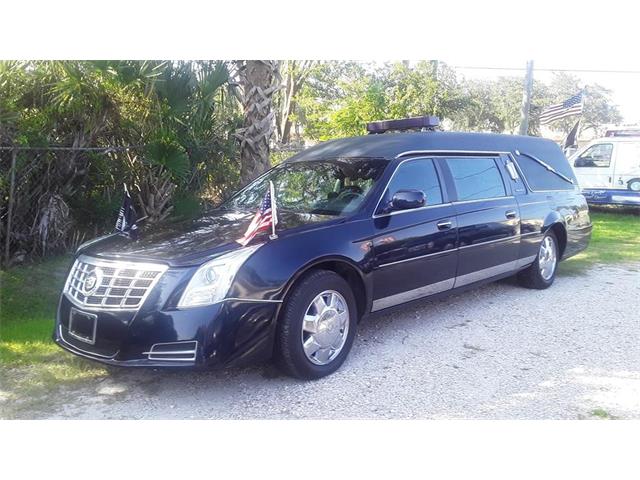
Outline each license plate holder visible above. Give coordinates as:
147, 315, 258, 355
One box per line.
68, 308, 98, 345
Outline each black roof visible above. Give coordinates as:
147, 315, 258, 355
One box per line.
287, 131, 560, 163
285, 131, 576, 186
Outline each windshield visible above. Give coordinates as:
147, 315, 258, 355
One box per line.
225, 159, 388, 216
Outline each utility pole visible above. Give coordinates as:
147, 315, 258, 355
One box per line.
518, 60, 534, 136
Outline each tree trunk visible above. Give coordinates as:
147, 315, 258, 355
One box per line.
235, 60, 280, 184
275, 60, 315, 145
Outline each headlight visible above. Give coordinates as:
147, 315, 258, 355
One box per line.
178, 245, 261, 308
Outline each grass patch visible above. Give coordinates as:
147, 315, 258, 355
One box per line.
590, 408, 617, 420
1, 255, 72, 364
0, 255, 108, 418
559, 210, 640, 275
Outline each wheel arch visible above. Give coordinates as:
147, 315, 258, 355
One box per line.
279, 256, 370, 322
627, 177, 640, 191
542, 213, 568, 259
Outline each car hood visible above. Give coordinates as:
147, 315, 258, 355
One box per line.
78, 208, 342, 267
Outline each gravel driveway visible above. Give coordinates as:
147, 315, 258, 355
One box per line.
21, 263, 640, 419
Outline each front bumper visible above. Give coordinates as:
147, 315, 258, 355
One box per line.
53, 293, 281, 369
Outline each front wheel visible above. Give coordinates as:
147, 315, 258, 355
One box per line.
276, 270, 357, 380
517, 231, 559, 289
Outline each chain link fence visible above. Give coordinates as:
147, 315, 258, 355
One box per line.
0, 147, 107, 266
1, 143, 304, 267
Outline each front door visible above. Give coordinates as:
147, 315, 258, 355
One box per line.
572, 142, 615, 188
370, 157, 458, 312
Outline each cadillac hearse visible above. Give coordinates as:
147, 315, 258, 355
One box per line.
54, 117, 592, 379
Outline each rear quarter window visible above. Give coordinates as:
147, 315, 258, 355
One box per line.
515, 153, 576, 191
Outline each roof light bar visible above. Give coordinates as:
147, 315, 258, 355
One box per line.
366, 116, 440, 134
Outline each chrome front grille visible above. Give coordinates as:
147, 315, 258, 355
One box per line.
64, 255, 168, 311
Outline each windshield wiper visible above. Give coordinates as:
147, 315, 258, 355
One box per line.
514, 150, 574, 185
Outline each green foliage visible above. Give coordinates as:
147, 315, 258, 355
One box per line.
0, 60, 240, 256
295, 62, 623, 141
298, 61, 466, 140
172, 193, 202, 220
452, 76, 551, 135
145, 135, 190, 182
453, 72, 622, 137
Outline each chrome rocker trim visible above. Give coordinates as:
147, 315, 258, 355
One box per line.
371, 255, 537, 312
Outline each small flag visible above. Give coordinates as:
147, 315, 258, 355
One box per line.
237, 181, 278, 246
115, 184, 139, 239
540, 92, 584, 125
563, 120, 581, 149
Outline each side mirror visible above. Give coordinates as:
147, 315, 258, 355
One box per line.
390, 189, 425, 212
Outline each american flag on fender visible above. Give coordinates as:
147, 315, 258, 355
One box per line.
540, 92, 584, 125
237, 181, 278, 246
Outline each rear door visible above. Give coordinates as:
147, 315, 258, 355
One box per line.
439, 156, 521, 287
370, 157, 458, 311
572, 142, 615, 188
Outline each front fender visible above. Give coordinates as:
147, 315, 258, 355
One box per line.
228, 220, 374, 306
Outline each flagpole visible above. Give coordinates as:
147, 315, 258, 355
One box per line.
269, 181, 278, 240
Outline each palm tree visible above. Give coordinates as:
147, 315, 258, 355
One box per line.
234, 60, 280, 184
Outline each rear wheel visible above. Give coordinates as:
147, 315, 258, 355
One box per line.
628, 178, 640, 191
517, 231, 558, 289
276, 270, 357, 380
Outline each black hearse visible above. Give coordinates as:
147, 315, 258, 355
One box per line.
54, 117, 592, 379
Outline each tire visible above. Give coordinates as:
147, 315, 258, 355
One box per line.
628, 178, 640, 192
517, 231, 559, 290
276, 269, 357, 380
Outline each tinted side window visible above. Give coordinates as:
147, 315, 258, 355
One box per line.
445, 157, 506, 201
385, 158, 443, 206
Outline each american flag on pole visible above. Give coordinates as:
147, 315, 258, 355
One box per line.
236, 181, 278, 246
540, 92, 584, 125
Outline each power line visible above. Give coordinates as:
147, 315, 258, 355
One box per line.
452, 66, 640, 74
0, 145, 140, 152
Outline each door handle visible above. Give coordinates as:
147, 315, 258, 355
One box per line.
437, 220, 452, 230
505, 210, 518, 219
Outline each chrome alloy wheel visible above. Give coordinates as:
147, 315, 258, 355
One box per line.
538, 236, 557, 281
301, 290, 350, 366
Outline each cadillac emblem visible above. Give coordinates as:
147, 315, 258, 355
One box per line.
83, 268, 103, 295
